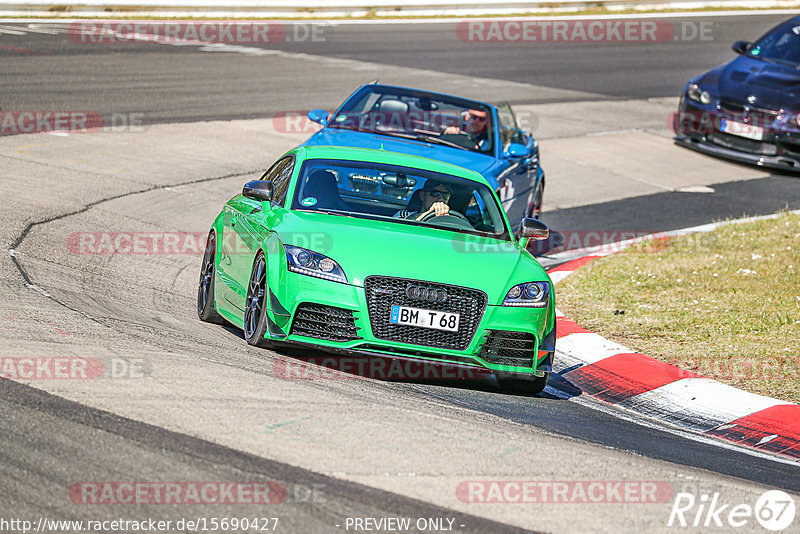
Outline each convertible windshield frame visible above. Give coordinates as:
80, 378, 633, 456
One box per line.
289, 158, 512, 241
326, 85, 496, 155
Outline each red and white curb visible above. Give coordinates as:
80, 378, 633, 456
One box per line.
543, 211, 800, 461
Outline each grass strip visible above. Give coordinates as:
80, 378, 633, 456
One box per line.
557, 211, 800, 404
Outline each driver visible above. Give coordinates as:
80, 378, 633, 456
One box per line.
395, 181, 453, 221
442, 109, 490, 151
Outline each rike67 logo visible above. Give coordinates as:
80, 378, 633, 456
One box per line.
668, 490, 796, 531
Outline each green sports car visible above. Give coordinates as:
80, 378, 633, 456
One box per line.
197, 145, 555, 393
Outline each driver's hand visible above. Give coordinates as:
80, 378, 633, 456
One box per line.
417, 202, 450, 220
442, 126, 460, 135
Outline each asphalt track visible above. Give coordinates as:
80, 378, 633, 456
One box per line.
1, 13, 800, 533
0, 14, 793, 121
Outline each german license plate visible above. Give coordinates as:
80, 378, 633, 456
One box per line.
720, 118, 764, 141
389, 305, 459, 332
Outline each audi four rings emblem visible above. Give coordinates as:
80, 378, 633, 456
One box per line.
406, 284, 448, 303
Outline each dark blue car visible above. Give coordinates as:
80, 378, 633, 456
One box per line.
675, 16, 800, 172
303, 83, 545, 223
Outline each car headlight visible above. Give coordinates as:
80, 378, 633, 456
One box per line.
687, 84, 711, 105
503, 282, 550, 308
284, 245, 347, 284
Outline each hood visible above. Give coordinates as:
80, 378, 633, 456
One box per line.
271, 210, 548, 304
704, 55, 800, 110
304, 127, 499, 177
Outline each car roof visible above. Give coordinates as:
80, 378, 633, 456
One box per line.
293, 145, 491, 187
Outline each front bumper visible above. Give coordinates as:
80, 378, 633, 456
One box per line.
267, 272, 554, 376
674, 99, 800, 172
675, 135, 800, 172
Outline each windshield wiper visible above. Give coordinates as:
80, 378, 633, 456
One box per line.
328, 124, 415, 139
316, 209, 360, 217
750, 54, 800, 68
365, 130, 421, 141
768, 57, 800, 68
314, 208, 508, 239
413, 134, 470, 151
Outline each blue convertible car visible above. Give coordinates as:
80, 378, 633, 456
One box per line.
675, 16, 800, 172
303, 83, 545, 222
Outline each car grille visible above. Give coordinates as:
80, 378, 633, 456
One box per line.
364, 276, 487, 351
719, 99, 781, 125
708, 132, 778, 156
290, 303, 361, 342
477, 330, 537, 367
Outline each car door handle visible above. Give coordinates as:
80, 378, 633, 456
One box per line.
231, 214, 238, 227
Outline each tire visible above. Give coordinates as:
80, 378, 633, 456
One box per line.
497, 373, 549, 395
197, 231, 225, 324
243, 251, 273, 348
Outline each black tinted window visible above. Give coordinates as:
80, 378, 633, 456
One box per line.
750, 22, 800, 66
262, 156, 294, 206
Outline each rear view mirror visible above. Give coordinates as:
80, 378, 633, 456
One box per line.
382, 172, 417, 188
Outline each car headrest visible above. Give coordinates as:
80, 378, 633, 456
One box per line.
377, 100, 409, 115
305, 170, 347, 211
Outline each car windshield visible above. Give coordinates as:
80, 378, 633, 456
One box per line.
327, 86, 494, 154
291, 159, 510, 240
749, 22, 800, 67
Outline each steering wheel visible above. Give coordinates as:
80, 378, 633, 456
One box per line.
419, 210, 474, 229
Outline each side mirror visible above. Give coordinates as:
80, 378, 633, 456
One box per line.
518, 218, 549, 240
307, 109, 329, 125
242, 180, 273, 202
503, 143, 530, 158
732, 40, 752, 55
